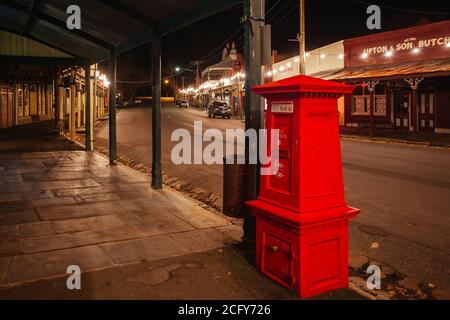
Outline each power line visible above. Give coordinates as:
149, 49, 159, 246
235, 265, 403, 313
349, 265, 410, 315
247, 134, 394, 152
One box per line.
266, 0, 296, 23
272, 2, 299, 28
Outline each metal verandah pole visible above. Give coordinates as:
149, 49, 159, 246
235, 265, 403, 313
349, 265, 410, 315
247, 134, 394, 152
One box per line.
151, 32, 163, 189
109, 49, 118, 164
84, 62, 91, 151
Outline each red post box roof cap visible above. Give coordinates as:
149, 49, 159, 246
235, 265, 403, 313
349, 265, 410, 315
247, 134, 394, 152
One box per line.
253, 75, 354, 96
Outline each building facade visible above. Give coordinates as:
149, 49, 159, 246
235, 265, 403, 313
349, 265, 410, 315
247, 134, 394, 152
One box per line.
268, 20, 450, 135
0, 30, 108, 132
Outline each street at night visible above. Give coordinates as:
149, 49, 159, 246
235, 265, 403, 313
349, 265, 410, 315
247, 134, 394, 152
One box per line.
1, 0, 450, 311
96, 103, 450, 289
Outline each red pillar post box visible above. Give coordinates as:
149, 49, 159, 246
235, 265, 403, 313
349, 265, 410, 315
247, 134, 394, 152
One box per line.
246, 75, 361, 298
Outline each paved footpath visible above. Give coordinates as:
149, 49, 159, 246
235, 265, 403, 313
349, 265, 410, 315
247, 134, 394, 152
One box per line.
0, 149, 242, 287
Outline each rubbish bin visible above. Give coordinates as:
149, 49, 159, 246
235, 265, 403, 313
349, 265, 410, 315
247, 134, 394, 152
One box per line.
222, 155, 246, 218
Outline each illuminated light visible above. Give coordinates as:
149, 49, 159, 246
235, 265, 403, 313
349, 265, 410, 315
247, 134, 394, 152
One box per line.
272, 69, 278, 74
305, 52, 310, 57
294, 57, 300, 63
384, 51, 394, 57
338, 54, 344, 59
320, 54, 326, 59
287, 62, 292, 68
361, 52, 368, 59
164, 79, 170, 85
266, 71, 273, 77
412, 48, 420, 54
279, 66, 285, 72
175, 67, 181, 72
95, 71, 100, 77
446, 42, 450, 47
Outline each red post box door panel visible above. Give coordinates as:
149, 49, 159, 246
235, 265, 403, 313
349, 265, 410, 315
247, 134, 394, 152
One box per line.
260, 100, 299, 210
261, 229, 297, 289
299, 100, 346, 212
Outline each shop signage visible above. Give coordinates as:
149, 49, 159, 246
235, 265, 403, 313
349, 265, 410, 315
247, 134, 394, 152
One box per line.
362, 36, 450, 56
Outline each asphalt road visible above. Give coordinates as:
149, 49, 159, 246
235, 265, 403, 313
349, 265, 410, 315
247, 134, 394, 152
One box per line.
97, 103, 450, 289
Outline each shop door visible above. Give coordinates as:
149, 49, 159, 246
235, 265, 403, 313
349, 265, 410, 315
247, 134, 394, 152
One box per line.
393, 92, 410, 130
418, 93, 435, 132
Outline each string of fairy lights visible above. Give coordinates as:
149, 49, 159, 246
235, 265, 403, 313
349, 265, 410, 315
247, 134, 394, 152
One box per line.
180, 39, 450, 95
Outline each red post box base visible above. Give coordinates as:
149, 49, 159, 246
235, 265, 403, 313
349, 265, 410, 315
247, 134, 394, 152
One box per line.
247, 199, 360, 299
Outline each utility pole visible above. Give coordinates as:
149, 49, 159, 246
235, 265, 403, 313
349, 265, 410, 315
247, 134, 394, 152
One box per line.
299, 0, 306, 75
242, 0, 264, 241
190, 60, 204, 88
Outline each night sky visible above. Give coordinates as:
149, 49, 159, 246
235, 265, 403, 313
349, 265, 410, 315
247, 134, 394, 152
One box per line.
121, 0, 450, 89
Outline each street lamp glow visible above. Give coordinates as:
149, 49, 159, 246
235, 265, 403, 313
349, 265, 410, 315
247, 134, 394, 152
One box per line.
164, 79, 170, 85
175, 67, 181, 72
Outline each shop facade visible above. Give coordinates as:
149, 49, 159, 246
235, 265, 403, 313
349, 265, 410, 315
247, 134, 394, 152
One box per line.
269, 20, 450, 135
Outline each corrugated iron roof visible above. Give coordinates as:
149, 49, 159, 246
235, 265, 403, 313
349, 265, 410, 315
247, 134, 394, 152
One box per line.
317, 58, 450, 82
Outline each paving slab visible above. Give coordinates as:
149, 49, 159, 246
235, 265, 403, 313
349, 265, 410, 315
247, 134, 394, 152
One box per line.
22, 190, 54, 201
169, 228, 236, 253
78, 193, 121, 203
99, 235, 188, 264
21, 228, 138, 254
21, 171, 94, 182
0, 193, 22, 203
172, 206, 231, 229
5, 179, 101, 193
3, 245, 114, 285
31, 197, 77, 208
36, 200, 141, 221
19, 221, 56, 238
0, 210, 39, 226
125, 213, 195, 236
52, 215, 127, 234
0, 201, 33, 213
0, 225, 19, 237
0, 258, 10, 284
53, 185, 133, 197
0, 237, 22, 257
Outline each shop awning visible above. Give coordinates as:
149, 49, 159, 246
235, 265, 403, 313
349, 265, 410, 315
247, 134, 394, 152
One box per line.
313, 58, 450, 82
0, 0, 242, 62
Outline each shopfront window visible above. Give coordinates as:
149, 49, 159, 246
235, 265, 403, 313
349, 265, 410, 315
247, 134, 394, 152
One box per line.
16, 84, 24, 117
351, 85, 386, 116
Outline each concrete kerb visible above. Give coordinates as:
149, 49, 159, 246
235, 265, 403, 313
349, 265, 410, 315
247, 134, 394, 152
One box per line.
341, 134, 450, 151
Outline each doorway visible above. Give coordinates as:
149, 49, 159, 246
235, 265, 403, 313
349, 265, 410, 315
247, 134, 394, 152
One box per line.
418, 92, 435, 132
393, 92, 410, 130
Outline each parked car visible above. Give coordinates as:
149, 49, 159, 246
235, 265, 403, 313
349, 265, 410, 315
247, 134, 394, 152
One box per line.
179, 100, 189, 108
208, 100, 231, 119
